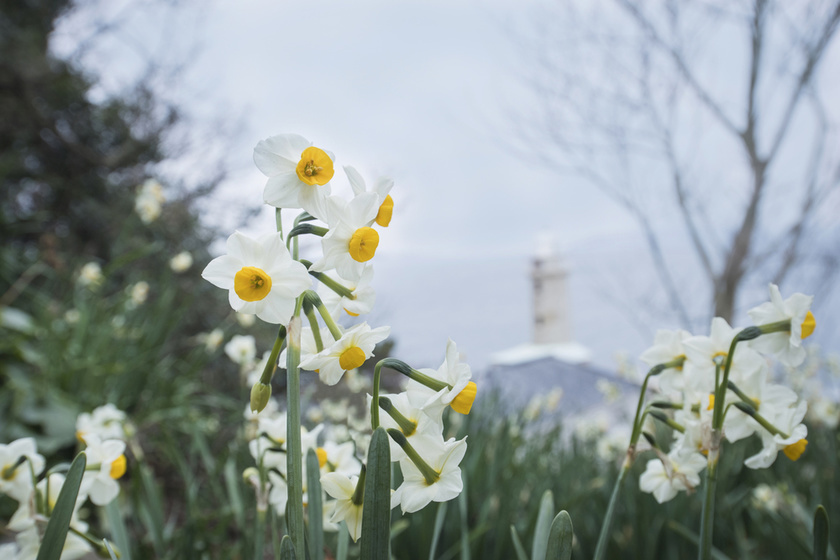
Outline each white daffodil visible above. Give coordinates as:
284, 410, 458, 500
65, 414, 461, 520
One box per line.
747, 284, 815, 367
723, 373, 797, 443
639, 450, 706, 504
80, 434, 127, 506
682, 317, 765, 395
321, 472, 364, 541
254, 133, 334, 220
225, 334, 257, 368
318, 266, 376, 319
407, 339, 477, 418
169, 251, 193, 273
300, 323, 391, 386
0, 438, 45, 502
202, 231, 311, 324
344, 165, 395, 227
200, 328, 224, 352
76, 403, 128, 442
391, 436, 467, 514
640, 329, 690, 395
311, 193, 382, 282
744, 400, 808, 469
317, 441, 362, 478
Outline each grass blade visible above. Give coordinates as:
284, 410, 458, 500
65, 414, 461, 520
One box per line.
532, 490, 555, 560
360, 427, 391, 560
429, 501, 449, 560
546, 510, 573, 560
814, 505, 829, 560
280, 534, 297, 560
102, 539, 119, 560
105, 500, 131, 560
307, 448, 324, 560
459, 478, 470, 560
36, 451, 86, 560
510, 526, 529, 560
337, 522, 350, 560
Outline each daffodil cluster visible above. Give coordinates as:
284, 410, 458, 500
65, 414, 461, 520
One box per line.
202, 134, 478, 547
0, 404, 132, 559
632, 284, 816, 503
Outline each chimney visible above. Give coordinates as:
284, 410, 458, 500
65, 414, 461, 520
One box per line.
532, 236, 571, 344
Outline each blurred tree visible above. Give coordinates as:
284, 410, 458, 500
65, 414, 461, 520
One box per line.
515, 0, 840, 327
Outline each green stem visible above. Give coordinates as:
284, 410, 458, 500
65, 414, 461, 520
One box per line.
593, 464, 630, 560
726, 381, 759, 409
303, 299, 324, 352
371, 358, 414, 430
629, 357, 685, 448
285, 230, 305, 556
698, 448, 719, 560
259, 325, 287, 385
308, 291, 343, 340
275, 208, 283, 237
307, 269, 355, 299
254, 509, 266, 560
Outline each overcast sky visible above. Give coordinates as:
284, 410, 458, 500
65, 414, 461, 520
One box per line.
51, 0, 840, 372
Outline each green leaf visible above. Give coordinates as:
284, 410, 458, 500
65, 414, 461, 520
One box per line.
546, 510, 573, 560
429, 501, 449, 560
667, 520, 732, 560
105, 500, 131, 560
532, 490, 555, 560
360, 427, 391, 560
279, 535, 297, 560
510, 526, 529, 560
306, 448, 324, 560
813, 505, 829, 560
36, 451, 86, 560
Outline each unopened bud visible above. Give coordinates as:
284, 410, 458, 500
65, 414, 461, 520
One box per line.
250, 382, 272, 413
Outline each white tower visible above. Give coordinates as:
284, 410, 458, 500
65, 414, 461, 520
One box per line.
532, 235, 571, 344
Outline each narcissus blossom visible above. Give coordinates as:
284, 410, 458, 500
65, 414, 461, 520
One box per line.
744, 400, 808, 469
391, 436, 467, 514
202, 231, 311, 324
311, 192, 382, 282
300, 322, 391, 385
639, 450, 706, 503
748, 283, 815, 367
0, 438, 45, 502
318, 266, 376, 319
169, 251, 193, 273
407, 339, 477, 417
321, 472, 364, 541
76, 404, 128, 442
80, 434, 126, 506
254, 133, 334, 219
344, 165, 395, 227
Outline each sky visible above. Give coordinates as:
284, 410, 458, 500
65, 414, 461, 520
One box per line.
50, 0, 840, 372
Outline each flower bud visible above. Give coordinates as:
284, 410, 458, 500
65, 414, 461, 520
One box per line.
250, 382, 272, 413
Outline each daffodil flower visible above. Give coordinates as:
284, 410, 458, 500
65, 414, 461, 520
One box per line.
639, 450, 706, 503
321, 471, 365, 541
76, 403, 128, 442
747, 284, 815, 367
0, 438, 45, 503
254, 133, 335, 220
406, 339, 478, 418
344, 165, 395, 227
300, 322, 391, 386
311, 192, 382, 282
390, 434, 467, 514
80, 434, 126, 506
640, 329, 691, 395
318, 266, 376, 319
202, 231, 312, 324
744, 400, 808, 469
682, 318, 765, 395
